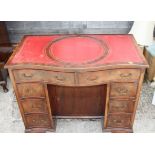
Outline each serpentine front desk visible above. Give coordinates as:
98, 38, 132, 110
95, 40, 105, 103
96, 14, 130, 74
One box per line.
5, 34, 148, 133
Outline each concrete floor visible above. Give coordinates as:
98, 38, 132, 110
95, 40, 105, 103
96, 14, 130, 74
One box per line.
0, 78, 155, 133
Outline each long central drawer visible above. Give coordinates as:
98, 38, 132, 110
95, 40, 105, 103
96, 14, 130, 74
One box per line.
78, 69, 140, 86
13, 69, 75, 86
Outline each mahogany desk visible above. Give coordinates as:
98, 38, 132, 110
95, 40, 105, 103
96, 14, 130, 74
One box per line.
5, 34, 148, 133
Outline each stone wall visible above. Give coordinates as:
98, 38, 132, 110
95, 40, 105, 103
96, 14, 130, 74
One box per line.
6, 21, 133, 43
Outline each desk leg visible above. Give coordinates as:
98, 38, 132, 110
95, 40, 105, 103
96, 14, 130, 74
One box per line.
44, 84, 56, 132
103, 84, 110, 131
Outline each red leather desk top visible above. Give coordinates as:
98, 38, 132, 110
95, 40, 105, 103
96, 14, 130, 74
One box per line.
8, 35, 147, 67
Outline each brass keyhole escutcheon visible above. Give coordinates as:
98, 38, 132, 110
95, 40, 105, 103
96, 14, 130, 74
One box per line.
55, 75, 65, 81
23, 72, 33, 78
87, 75, 98, 81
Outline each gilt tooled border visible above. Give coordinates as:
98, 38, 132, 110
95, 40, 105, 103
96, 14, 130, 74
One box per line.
45, 35, 109, 66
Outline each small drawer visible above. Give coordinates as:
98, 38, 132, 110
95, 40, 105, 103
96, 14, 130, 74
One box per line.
13, 69, 75, 86
78, 69, 140, 86
21, 98, 48, 114
107, 114, 131, 128
110, 82, 137, 98
109, 100, 134, 113
78, 71, 107, 86
17, 83, 45, 98
25, 114, 51, 128
107, 69, 140, 81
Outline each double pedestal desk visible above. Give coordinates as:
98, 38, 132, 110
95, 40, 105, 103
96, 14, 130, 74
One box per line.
5, 34, 148, 133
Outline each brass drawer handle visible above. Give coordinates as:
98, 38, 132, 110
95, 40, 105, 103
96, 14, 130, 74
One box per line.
113, 119, 123, 124
87, 76, 98, 81
120, 73, 132, 78
114, 105, 127, 110
32, 119, 47, 124
115, 87, 128, 95
55, 75, 65, 81
31, 103, 42, 110
41, 119, 47, 123
23, 73, 33, 78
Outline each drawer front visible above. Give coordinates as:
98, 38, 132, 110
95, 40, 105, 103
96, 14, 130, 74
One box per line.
21, 98, 48, 114
13, 69, 75, 85
107, 114, 131, 128
17, 83, 45, 98
110, 82, 137, 98
109, 100, 134, 113
25, 114, 51, 128
78, 69, 140, 86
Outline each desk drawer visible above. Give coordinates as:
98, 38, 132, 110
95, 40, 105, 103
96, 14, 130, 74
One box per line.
78, 69, 140, 86
25, 114, 51, 128
21, 98, 48, 114
108, 100, 134, 113
110, 82, 137, 98
13, 69, 75, 85
17, 83, 45, 98
107, 114, 131, 128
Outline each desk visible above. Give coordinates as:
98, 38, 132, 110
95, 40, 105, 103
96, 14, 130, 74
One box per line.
5, 34, 148, 133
